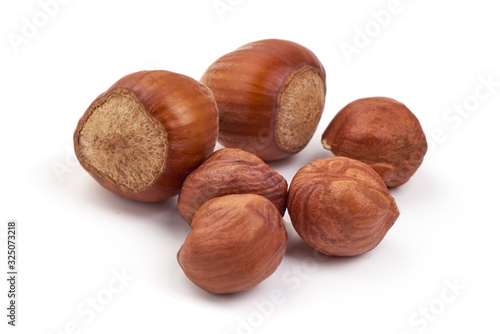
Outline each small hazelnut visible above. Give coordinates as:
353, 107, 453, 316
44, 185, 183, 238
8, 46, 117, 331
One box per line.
287, 156, 399, 257
201, 39, 326, 161
177, 148, 288, 225
321, 97, 427, 187
73, 70, 219, 202
177, 194, 287, 294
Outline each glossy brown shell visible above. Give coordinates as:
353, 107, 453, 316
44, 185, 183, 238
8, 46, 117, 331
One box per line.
74, 70, 219, 202
287, 156, 399, 257
201, 39, 326, 161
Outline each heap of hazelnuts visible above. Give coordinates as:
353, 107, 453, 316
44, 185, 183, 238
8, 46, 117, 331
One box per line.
73, 39, 427, 294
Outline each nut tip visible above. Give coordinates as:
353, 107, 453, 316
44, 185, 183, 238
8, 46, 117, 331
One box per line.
321, 138, 332, 151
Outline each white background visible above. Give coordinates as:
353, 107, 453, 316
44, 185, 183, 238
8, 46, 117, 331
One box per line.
1, 0, 499, 333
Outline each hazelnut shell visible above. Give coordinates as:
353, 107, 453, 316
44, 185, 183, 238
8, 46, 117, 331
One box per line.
201, 39, 326, 161
73, 70, 219, 202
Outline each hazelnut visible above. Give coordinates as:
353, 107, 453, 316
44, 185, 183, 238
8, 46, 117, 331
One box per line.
177, 148, 288, 225
177, 194, 287, 294
287, 156, 399, 257
73, 70, 219, 202
201, 39, 326, 161
321, 97, 427, 187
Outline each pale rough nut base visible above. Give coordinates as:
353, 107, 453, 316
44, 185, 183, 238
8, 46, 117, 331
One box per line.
275, 65, 326, 153
76, 89, 168, 192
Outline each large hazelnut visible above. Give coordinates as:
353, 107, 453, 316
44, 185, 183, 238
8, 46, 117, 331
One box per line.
177, 194, 287, 294
287, 156, 399, 257
201, 39, 326, 161
73, 70, 219, 202
177, 148, 288, 225
321, 97, 427, 187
